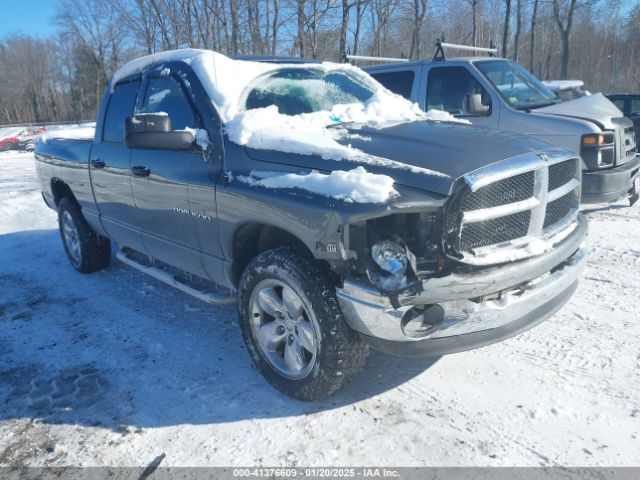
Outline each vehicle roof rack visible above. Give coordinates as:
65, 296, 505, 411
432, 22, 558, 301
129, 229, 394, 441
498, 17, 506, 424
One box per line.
344, 54, 409, 64
433, 36, 497, 62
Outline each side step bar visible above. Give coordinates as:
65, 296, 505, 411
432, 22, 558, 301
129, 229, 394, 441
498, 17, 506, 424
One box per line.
116, 248, 236, 305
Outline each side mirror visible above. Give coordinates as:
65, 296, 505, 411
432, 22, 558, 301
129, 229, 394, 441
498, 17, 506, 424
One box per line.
465, 93, 490, 116
125, 113, 195, 150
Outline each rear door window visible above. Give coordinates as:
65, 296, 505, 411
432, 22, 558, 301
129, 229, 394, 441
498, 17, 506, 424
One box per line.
370, 70, 415, 99
102, 81, 140, 143
630, 99, 640, 115
140, 77, 197, 130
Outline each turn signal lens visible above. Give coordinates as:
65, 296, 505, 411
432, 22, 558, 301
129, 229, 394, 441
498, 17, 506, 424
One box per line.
582, 134, 604, 145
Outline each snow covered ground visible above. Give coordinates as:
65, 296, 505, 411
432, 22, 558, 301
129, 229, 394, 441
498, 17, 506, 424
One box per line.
0, 151, 639, 467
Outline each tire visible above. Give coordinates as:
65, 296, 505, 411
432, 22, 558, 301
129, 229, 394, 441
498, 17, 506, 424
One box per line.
58, 197, 111, 273
238, 247, 368, 401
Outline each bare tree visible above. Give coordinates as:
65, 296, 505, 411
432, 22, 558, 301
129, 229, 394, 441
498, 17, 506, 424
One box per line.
513, 0, 522, 61
465, 0, 478, 47
529, 0, 539, 71
55, 0, 129, 113
501, 0, 511, 57
272, 0, 281, 54
296, 0, 306, 56
339, 0, 353, 60
408, 0, 428, 59
552, 0, 578, 79
352, 0, 368, 54
229, 0, 241, 54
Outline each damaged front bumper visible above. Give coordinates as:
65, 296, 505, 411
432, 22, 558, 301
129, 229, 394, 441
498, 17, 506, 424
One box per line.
336, 215, 588, 357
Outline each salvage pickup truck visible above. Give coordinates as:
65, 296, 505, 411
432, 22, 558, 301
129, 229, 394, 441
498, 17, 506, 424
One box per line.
35, 49, 587, 400
366, 55, 639, 205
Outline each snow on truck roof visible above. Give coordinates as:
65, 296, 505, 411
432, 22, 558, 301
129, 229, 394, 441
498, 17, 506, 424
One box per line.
52, 50, 468, 203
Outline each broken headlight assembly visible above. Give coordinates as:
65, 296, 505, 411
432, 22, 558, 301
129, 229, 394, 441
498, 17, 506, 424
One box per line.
370, 238, 411, 291
344, 211, 441, 298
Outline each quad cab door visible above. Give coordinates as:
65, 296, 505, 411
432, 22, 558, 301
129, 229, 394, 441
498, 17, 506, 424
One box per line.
129, 74, 222, 279
90, 79, 146, 252
424, 65, 497, 128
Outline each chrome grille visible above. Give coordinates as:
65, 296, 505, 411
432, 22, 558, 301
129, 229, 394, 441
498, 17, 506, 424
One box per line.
460, 171, 534, 211
459, 211, 531, 251
544, 190, 578, 229
445, 152, 581, 265
548, 160, 576, 192
619, 123, 636, 164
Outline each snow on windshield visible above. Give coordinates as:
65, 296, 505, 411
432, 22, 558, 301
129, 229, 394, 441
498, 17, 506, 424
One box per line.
190, 51, 466, 151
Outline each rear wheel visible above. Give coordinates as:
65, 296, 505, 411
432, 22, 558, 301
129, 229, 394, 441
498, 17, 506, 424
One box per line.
58, 197, 111, 273
238, 247, 368, 400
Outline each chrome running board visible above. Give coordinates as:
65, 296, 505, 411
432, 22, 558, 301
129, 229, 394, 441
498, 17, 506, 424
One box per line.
116, 248, 235, 305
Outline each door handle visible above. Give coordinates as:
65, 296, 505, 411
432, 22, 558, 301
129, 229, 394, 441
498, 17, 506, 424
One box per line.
131, 165, 151, 177
91, 159, 105, 169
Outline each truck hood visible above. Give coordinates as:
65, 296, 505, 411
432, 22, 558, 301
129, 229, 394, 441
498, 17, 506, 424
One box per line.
245, 120, 553, 196
533, 92, 625, 130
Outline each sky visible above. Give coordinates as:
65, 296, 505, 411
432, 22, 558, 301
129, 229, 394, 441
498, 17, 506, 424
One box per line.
0, 0, 58, 38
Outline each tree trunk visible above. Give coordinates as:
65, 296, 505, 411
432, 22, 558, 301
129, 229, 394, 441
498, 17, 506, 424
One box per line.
296, 0, 306, 57
229, 0, 240, 54
529, 0, 539, 71
339, 0, 351, 61
502, 0, 511, 58
409, 0, 427, 60
470, 0, 477, 47
272, 0, 280, 54
552, 0, 578, 80
513, 0, 522, 61
353, 0, 364, 55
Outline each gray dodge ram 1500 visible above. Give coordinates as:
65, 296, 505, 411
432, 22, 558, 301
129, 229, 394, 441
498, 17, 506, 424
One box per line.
35, 49, 587, 400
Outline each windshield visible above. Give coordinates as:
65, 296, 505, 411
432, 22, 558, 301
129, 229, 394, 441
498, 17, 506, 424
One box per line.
475, 60, 557, 110
243, 67, 376, 116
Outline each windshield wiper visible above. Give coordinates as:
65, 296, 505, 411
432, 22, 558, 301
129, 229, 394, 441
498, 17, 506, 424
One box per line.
518, 101, 557, 111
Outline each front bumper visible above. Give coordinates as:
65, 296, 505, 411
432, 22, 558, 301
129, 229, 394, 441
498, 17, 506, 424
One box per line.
336, 216, 587, 357
581, 155, 640, 204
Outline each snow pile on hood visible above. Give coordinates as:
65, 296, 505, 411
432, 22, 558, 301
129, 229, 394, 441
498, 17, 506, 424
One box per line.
237, 166, 397, 204
40, 124, 96, 143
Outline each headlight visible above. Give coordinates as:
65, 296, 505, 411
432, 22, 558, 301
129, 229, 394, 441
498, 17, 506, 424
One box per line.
372, 240, 408, 275
581, 132, 614, 146
582, 133, 604, 146
581, 131, 615, 169
371, 239, 409, 290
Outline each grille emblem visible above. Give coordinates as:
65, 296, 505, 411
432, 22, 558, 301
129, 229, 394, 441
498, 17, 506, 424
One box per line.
537, 153, 549, 162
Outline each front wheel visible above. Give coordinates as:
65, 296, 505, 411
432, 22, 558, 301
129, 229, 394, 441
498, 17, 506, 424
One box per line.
238, 247, 368, 401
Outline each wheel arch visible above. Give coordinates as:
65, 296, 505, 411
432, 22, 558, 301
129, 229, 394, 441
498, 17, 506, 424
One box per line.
231, 222, 315, 287
50, 178, 78, 208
